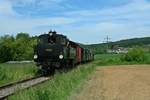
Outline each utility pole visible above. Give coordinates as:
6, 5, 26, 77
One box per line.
104, 35, 111, 44
103, 35, 111, 51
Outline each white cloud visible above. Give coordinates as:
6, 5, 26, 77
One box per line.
0, 0, 78, 34
65, 0, 150, 18
61, 0, 150, 43
0, 16, 80, 34
0, 0, 16, 16
13, 0, 66, 8
0, 0, 150, 43
61, 21, 150, 43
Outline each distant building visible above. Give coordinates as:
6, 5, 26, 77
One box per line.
107, 46, 128, 54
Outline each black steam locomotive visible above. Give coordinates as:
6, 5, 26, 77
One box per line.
34, 31, 94, 75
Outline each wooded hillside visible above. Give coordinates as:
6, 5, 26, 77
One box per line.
86, 37, 150, 54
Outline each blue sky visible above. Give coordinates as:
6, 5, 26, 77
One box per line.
0, 0, 150, 44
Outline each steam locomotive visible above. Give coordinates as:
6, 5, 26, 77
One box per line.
34, 31, 94, 75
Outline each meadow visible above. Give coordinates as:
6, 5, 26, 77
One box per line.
9, 62, 97, 100
0, 63, 37, 86
95, 53, 150, 66
8, 53, 150, 100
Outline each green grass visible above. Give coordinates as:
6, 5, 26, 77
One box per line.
0, 63, 37, 86
8, 53, 150, 100
9, 62, 97, 100
94, 53, 150, 66
145, 53, 150, 64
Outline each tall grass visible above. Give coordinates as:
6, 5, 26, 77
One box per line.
0, 63, 37, 86
0, 67, 7, 80
95, 53, 150, 66
9, 62, 96, 100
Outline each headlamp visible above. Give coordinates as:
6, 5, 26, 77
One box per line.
49, 32, 53, 36
34, 55, 38, 59
59, 55, 63, 59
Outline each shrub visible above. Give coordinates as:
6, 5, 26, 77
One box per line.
122, 47, 147, 62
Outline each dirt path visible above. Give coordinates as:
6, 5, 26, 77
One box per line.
69, 65, 150, 100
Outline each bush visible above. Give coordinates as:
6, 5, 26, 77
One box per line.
0, 34, 37, 62
122, 47, 147, 62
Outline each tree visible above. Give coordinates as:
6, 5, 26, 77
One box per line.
0, 33, 38, 62
0, 35, 14, 63
16, 33, 30, 40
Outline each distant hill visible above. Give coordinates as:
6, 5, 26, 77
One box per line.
86, 37, 150, 54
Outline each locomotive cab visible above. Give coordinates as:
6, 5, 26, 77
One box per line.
35, 32, 69, 59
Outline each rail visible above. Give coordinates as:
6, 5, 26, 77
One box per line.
0, 76, 50, 99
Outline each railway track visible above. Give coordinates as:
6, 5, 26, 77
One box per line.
0, 76, 50, 99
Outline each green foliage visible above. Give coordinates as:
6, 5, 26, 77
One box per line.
0, 33, 149, 61
122, 47, 147, 62
0, 35, 14, 63
94, 54, 124, 65
85, 44, 107, 54
108, 37, 150, 47
16, 33, 30, 40
0, 33, 37, 62
94, 53, 150, 65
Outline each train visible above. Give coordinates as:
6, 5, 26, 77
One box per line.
34, 31, 94, 75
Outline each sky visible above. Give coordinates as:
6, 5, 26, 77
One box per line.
0, 0, 150, 44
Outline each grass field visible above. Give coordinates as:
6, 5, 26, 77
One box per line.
8, 53, 150, 100
0, 63, 37, 86
9, 62, 97, 100
0, 52, 148, 99
94, 53, 150, 66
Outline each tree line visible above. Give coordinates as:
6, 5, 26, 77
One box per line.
87, 37, 150, 54
0, 33, 149, 62
0, 33, 37, 63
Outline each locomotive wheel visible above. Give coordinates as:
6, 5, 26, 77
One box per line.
61, 62, 69, 72
70, 60, 75, 68
47, 67, 55, 75
41, 66, 55, 76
